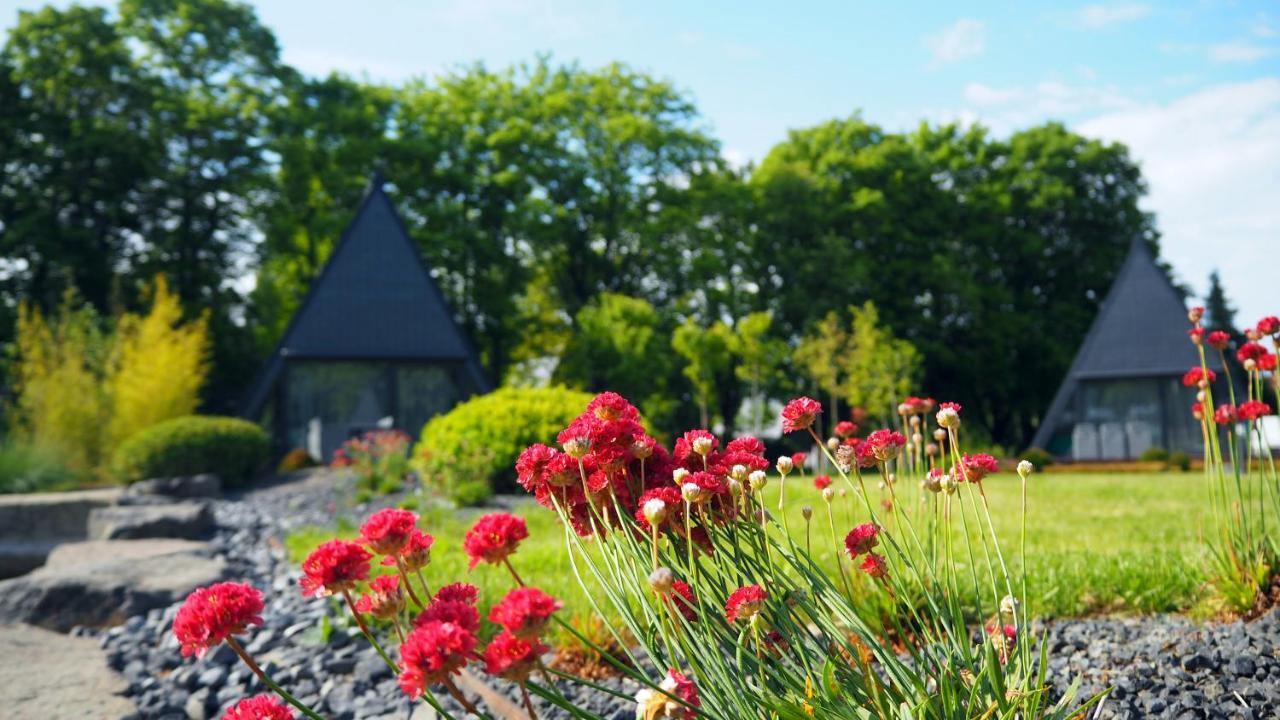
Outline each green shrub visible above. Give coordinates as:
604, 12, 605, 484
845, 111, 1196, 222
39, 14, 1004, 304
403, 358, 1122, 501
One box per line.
414, 386, 595, 495
112, 415, 268, 488
0, 440, 77, 494
1020, 447, 1054, 469
332, 430, 410, 496
277, 447, 320, 473
1140, 446, 1169, 463
1168, 450, 1191, 472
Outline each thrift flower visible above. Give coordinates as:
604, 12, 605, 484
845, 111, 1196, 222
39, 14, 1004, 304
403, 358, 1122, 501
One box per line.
781, 397, 823, 434
222, 695, 294, 720
725, 585, 767, 623
463, 513, 529, 570
173, 582, 264, 658
359, 508, 419, 556
398, 621, 476, 696
300, 540, 371, 598
488, 587, 563, 638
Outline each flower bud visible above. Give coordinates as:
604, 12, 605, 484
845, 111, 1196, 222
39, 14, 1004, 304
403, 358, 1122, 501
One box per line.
838, 488, 847, 498
692, 436, 714, 457
630, 440, 654, 460
939, 475, 958, 495
1246, 328, 1261, 341
826, 437, 839, 451
730, 464, 748, 482
562, 437, 591, 459
909, 414, 921, 428
728, 478, 743, 497
1016, 460, 1033, 479
776, 456, 794, 475
1000, 595, 1019, 617
897, 402, 912, 416
923, 468, 943, 493
925, 442, 939, 457
1245, 358, 1258, 372
642, 498, 668, 525
672, 467, 690, 484
801, 506, 813, 520
681, 483, 703, 504
1196, 390, 1206, 403
1188, 306, 1204, 323
648, 567, 674, 594
877, 480, 886, 491
912, 432, 923, 444
887, 472, 896, 485
748, 470, 767, 491
936, 407, 960, 429
821, 487, 835, 503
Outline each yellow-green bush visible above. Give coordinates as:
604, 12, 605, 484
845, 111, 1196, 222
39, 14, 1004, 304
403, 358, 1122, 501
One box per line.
112, 416, 268, 488
277, 447, 320, 473
413, 386, 594, 499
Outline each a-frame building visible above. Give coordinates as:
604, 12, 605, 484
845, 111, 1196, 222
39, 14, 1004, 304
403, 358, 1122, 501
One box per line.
242, 175, 489, 460
1032, 239, 1214, 460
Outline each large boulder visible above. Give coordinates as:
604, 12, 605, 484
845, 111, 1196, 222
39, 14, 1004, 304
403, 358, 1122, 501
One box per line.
87, 502, 214, 541
125, 473, 222, 499
0, 623, 136, 719
0, 488, 121, 579
0, 539, 225, 632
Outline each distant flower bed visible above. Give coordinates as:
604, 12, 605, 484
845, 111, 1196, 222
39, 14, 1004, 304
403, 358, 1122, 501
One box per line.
330, 429, 410, 498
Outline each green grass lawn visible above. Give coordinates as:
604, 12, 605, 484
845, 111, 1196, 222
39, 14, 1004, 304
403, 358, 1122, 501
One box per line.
286, 471, 1217, 631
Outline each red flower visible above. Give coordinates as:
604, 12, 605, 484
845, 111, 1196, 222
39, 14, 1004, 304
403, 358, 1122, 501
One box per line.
1187, 327, 1205, 344
1261, 353, 1278, 372
587, 391, 639, 421
463, 513, 529, 570
398, 621, 477, 696
790, 452, 808, 468
416, 599, 480, 633
958, 453, 999, 482
300, 540, 371, 597
844, 523, 880, 557
1207, 330, 1231, 350
222, 695, 294, 720
359, 508, 419, 556
854, 440, 878, 469
382, 529, 435, 572
724, 584, 767, 623
1188, 306, 1205, 323
661, 669, 701, 718
556, 417, 595, 458
433, 582, 479, 606
354, 574, 405, 621
1214, 404, 1237, 425
686, 471, 725, 499
1238, 400, 1272, 422
674, 429, 719, 460
173, 582, 264, 658
1257, 316, 1280, 336
833, 421, 857, 438
866, 429, 907, 462
516, 443, 560, 493
489, 587, 563, 638
1191, 402, 1205, 420
813, 474, 832, 491
781, 397, 823, 434
859, 553, 888, 579
1182, 367, 1217, 387
669, 580, 699, 622
482, 631, 547, 682
939, 402, 962, 413
637, 669, 701, 719
1238, 342, 1267, 364
725, 436, 766, 456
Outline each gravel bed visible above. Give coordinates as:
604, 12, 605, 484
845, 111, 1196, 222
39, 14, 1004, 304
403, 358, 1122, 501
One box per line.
87, 474, 1280, 719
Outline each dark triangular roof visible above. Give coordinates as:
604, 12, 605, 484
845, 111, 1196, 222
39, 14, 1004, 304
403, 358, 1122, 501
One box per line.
1031, 238, 1207, 449
241, 176, 489, 418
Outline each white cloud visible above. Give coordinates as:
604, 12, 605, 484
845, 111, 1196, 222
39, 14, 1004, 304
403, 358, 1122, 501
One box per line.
1207, 40, 1275, 63
1078, 79, 1280, 324
1075, 4, 1151, 28
925, 19, 986, 67
959, 80, 1134, 132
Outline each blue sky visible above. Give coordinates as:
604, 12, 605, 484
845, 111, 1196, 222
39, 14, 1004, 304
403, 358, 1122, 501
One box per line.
3, 0, 1278, 323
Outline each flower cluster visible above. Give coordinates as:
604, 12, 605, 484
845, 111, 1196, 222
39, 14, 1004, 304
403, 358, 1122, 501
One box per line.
462, 512, 528, 569
173, 582, 264, 658
222, 696, 294, 720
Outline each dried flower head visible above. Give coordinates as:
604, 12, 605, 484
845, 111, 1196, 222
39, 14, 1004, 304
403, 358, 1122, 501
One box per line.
649, 567, 675, 594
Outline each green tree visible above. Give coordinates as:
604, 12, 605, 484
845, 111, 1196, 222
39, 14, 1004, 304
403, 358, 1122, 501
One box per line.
554, 293, 677, 427
794, 311, 850, 423
842, 301, 921, 424
1203, 270, 1241, 346
0, 5, 155, 319
733, 311, 786, 435
672, 318, 738, 432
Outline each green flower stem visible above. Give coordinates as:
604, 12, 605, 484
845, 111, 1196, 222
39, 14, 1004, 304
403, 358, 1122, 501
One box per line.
225, 636, 327, 720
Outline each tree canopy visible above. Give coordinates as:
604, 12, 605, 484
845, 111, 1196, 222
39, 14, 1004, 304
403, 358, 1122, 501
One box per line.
1, 0, 1164, 448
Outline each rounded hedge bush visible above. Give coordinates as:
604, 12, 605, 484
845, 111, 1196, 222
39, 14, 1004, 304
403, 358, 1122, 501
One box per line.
414, 386, 595, 497
112, 415, 269, 488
